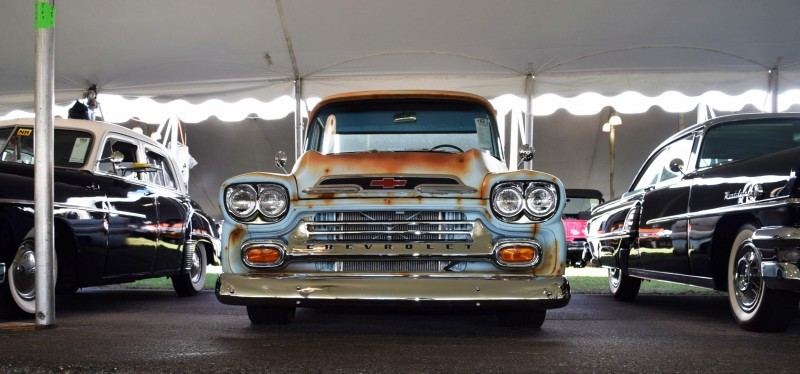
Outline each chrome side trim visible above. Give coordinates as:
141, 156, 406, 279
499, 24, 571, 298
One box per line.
627, 268, 716, 289
304, 185, 361, 194
0, 198, 108, 215
646, 197, 793, 225
0, 198, 34, 205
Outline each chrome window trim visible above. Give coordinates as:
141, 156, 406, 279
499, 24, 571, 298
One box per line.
646, 196, 794, 225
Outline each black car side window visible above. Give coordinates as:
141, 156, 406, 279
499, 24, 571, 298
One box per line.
98, 138, 139, 178
145, 150, 177, 189
631, 135, 694, 192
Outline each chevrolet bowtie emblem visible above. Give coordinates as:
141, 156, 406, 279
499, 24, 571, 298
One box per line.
370, 178, 408, 189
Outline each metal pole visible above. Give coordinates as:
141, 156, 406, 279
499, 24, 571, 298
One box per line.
609, 122, 616, 198
34, 0, 57, 327
768, 66, 780, 113
524, 68, 534, 170
294, 79, 304, 160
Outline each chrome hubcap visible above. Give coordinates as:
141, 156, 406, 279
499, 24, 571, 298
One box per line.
189, 250, 201, 284
609, 268, 621, 289
733, 245, 762, 312
13, 242, 36, 300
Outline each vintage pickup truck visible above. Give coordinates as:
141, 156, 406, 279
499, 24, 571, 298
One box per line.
215, 90, 570, 328
587, 112, 800, 332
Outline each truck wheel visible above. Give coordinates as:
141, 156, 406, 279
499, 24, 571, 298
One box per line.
247, 306, 296, 324
728, 224, 799, 332
497, 309, 546, 328
608, 268, 641, 301
171, 241, 207, 296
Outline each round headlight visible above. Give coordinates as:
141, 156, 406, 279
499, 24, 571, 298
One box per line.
492, 184, 524, 217
257, 184, 288, 218
226, 184, 257, 219
525, 183, 557, 217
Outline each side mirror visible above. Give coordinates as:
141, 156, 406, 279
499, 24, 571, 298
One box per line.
107, 150, 124, 163
668, 158, 685, 174
517, 144, 535, 168
274, 151, 288, 174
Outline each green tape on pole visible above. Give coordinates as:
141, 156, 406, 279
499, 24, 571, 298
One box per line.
35, 2, 56, 30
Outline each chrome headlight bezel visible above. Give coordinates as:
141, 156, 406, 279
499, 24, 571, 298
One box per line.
257, 184, 289, 219
225, 184, 258, 220
491, 181, 560, 223
225, 183, 289, 222
491, 183, 525, 220
524, 182, 558, 220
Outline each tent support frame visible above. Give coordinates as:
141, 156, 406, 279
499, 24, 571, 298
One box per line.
34, 0, 57, 328
523, 67, 534, 170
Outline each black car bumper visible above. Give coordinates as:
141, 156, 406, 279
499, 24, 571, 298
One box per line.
752, 226, 800, 291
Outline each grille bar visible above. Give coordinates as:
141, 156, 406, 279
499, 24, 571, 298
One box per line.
321, 260, 463, 273
308, 211, 473, 242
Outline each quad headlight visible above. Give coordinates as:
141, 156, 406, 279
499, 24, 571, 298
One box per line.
225, 183, 288, 222
491, 182, 559, 222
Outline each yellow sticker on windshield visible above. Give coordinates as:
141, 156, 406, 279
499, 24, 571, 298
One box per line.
17, 128, 32, 136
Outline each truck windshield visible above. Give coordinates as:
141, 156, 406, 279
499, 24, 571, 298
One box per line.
304, 99, 503, 160
0, 126, 94, 168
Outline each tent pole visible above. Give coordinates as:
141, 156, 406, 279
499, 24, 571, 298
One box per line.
524, 66, 534, 170
33, 0, 57, 327
294, 79, 304, 160
768, 59, 781, 113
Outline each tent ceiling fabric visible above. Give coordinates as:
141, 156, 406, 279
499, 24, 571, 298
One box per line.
2, 0, 800, 117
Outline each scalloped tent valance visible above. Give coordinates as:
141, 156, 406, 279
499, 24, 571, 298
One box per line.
2, 0, 800, 120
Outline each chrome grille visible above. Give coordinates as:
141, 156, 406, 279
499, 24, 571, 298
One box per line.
307, 211, 473, 242
317, 260, 466, 273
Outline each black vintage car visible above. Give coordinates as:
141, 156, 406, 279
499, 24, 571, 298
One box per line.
587, 113, 800, 332
0, 118, 220, 318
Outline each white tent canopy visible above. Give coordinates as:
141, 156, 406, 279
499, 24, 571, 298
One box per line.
2, 0, 800, 121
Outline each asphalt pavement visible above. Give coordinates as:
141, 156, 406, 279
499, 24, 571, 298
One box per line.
0, 289, 798, 373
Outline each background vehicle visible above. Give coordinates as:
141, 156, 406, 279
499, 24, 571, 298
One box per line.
563, 189, 603, 267
586, 113, 800, 332
0, 118, 220, 318
216, 90, 570, 328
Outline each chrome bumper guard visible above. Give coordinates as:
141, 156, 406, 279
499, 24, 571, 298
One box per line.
0, 262, 5, 283
216, 273, 570, 310
752, 226, 800, 291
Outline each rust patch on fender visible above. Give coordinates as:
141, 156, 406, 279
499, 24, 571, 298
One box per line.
229, 227, 245, 248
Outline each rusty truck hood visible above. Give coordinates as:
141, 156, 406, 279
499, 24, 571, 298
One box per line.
292, 149, 507, 199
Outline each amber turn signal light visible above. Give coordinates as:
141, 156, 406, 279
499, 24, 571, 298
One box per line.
494, 241, 541, 267
498, 246, 535, 263
244, 246, 282, 266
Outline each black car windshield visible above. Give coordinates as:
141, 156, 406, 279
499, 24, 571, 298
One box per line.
304, 99, 503, 160
0, 126, 94, 168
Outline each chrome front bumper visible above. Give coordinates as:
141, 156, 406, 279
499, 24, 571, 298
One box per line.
753, 226, 800, 291
216, 273, 570, 310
